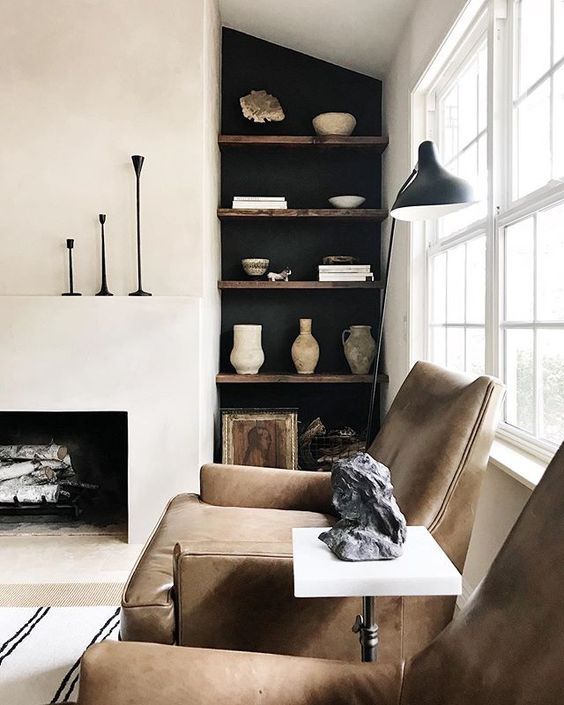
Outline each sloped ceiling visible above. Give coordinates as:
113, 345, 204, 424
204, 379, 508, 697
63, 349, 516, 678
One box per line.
219, 0, 417, 78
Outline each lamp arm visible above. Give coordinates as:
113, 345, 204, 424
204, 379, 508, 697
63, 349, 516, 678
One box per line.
365, 168, 418, 450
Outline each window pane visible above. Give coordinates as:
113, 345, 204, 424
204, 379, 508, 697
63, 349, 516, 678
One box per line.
466, 327, 485, 375
431, 253, 447, 323
514, 80, 551, 198
446, 327, 465, 372
505, 218, 534, 321
554, 65, 564, 180
516, 0, 551, 94
539, 330, 564, 444
466, 236, 486, 323
447, 246, 465, 322
537, 202, 564, 320
431, 327, 447, 367
458, 57, 478, 148
505, 329, 535, 433
441, 85, 459, 164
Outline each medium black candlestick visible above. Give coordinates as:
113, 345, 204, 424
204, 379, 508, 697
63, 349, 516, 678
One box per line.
96, 214, 113, 296
62, 238, 81, 296
129, 154, 151, 296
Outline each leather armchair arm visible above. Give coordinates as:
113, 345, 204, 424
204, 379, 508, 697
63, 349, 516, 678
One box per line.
200, 463, 334, 514
78, 641, 403, 705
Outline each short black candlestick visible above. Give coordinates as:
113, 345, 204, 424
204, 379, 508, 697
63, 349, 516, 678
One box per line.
62, 238, 81, 296
96, 214, 113, 296
129, 154, 151, 296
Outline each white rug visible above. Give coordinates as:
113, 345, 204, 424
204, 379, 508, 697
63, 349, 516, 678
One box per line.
0, 606, 119, 705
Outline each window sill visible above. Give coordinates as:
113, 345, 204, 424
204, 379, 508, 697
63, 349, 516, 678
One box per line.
489, 439, 548, 490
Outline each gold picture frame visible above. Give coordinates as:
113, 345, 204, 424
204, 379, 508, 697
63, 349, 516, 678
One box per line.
221, 408, 298, 470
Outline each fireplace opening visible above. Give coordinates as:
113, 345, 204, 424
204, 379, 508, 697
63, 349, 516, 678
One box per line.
0, 411, 128, 536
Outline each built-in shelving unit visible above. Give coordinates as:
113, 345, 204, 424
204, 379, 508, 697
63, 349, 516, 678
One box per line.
218, 28, 387, 442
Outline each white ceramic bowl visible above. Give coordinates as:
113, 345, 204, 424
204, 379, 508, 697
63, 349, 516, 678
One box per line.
312, 112, 357, 136
328, 195, 366, 209
241, 258, 269, 277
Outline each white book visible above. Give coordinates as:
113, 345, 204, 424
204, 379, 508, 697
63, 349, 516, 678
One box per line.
318, 265, 371, 272
233, 196, 286, 202
319, 273, 374, 281
232, 201, 288, 209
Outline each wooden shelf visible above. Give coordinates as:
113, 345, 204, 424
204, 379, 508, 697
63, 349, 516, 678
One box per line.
218, 208, 388, 221
218, 280, 382, 290
217, 373, 389, 384
218, 135, 389, 152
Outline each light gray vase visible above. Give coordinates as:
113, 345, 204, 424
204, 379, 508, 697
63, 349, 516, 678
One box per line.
291, 318, 320, 374
342, 325, 376, 374
230, 324, 265, 374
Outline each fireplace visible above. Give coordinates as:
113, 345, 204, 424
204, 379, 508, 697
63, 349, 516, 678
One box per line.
0, 411, 128, 534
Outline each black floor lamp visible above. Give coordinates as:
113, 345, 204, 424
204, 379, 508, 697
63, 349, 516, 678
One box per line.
365, 140, 476, 446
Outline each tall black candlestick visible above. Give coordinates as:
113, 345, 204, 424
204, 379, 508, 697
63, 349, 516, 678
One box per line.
62, 238, 81, 296
96, 214, 113, 296
129, 154, 151, 296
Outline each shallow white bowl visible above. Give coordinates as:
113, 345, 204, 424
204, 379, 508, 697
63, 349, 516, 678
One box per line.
312, 112, 357, 136
328, 195, 366, 209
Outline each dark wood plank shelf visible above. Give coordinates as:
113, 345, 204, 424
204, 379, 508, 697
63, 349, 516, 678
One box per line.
218, 135, 389, 152
218, 208, 388, 221
217, 373, 388, 384
218, 280, 382, 290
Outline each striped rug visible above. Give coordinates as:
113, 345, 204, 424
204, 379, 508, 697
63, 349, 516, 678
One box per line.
0, 606, 119, 704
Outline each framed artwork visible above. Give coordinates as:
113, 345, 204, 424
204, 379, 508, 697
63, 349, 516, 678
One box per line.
221, 408, 298, 470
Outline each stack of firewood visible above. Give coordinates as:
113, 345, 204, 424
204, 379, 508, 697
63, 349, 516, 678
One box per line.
0, 443, 92, 504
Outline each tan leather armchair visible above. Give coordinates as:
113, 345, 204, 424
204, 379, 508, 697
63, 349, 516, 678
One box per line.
121, 361, 504, 661
77, 444, 564, 705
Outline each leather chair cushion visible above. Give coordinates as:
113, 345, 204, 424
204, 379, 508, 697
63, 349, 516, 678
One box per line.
121, 493, 335, 644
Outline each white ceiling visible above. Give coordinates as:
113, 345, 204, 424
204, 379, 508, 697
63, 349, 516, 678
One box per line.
219, 0, 418, 78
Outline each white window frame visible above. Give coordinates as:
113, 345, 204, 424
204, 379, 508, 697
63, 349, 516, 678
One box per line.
411, 0, 564, 462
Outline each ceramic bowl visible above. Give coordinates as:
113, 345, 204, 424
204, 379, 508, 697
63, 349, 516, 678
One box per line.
241, 258, 270, 277
312, 112, 357, 136
328, 195, 366, 209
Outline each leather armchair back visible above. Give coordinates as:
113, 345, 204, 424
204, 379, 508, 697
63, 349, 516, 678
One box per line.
402, 443, 564, 704
368, 361, 505, 570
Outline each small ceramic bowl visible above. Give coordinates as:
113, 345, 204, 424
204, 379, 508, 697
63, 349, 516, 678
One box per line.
328, 195, 366, 209
241, 258, 269, 277
312, 112, 357, 136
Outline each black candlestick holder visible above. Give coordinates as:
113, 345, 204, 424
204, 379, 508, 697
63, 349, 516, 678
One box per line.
129, 154, 151, 296
96, 214, 113, 296
62, 238, 81, 296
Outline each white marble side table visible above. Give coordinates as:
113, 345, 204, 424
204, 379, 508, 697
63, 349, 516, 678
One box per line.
292, 526, 461, 662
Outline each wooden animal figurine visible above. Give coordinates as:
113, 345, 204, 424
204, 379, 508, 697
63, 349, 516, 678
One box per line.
267, 267, 292, 282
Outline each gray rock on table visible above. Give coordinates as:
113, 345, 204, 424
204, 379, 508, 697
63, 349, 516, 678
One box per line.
319, 452, 407, 561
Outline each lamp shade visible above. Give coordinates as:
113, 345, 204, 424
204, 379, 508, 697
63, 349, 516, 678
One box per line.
390, 141, 476, 222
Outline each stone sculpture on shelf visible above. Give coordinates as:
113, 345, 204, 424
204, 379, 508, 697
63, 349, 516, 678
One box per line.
240, 90, 285, 123
319, 452, 407, 561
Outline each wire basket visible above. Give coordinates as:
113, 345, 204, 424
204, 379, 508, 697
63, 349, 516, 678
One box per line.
298, 418, 365, 471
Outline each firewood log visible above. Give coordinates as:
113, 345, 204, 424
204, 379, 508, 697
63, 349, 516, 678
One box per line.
0, 444, 68, 462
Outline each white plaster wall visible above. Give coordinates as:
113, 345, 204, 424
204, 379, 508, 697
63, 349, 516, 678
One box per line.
0, 297, 201, 543
382, 0, 534, 597
0, 0, 206, 297
199, 0, 222, 465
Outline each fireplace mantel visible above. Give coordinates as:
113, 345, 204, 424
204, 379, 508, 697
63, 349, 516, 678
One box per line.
0, 296, 201, 542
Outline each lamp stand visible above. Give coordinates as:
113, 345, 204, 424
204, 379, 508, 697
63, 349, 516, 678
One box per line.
365, 170, 417, 448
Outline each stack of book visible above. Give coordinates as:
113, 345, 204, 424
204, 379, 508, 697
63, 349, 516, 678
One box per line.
232, 196, 287, 209
318, 264, 373, 282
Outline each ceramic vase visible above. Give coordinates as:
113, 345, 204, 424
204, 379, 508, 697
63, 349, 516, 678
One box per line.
230, 324, 265, 374
291, 318, 320, 374
342, 325, 376, 374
